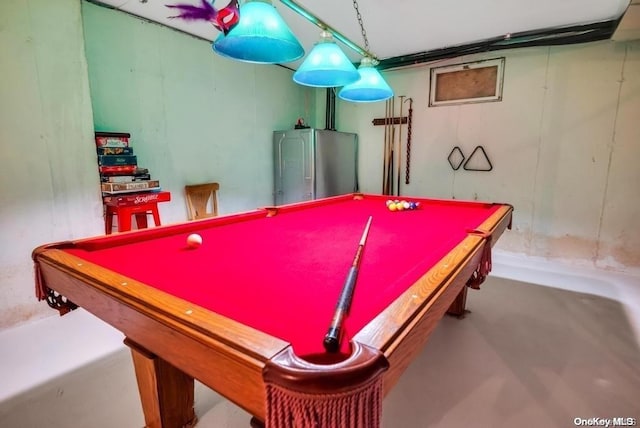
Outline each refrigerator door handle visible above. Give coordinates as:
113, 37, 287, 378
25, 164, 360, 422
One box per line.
277, 136, 284, 179
303, 138, 312, 181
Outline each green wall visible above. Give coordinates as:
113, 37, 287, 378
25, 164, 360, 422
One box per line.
82, 1, 316, 220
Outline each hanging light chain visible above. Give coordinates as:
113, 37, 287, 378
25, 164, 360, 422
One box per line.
351, 0, 370, 52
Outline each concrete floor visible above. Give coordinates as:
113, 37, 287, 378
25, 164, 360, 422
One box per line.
1, 253, 639, 427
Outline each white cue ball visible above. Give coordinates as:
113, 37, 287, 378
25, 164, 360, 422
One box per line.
187, 233, 202, 249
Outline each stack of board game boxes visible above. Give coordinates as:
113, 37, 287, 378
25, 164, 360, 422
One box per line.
95, 131, 161, 195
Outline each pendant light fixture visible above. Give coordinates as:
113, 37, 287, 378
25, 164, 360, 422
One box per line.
339, 57, 393, 102
337, 0, 393, 102
292, 31, 360, 88
169, 0, 393, 100
213, 0, 304, 64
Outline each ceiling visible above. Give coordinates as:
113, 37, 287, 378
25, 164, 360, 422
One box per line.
89, 0, 635, 69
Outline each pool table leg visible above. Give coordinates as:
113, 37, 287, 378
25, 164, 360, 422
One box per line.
126, 339, 197, 428
447, 286, 469, 318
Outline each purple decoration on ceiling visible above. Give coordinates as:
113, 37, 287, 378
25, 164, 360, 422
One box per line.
166, 0, 239, 35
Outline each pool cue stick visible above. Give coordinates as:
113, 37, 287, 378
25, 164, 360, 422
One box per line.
388, 126, 394, 195
385, 99, 393, 195
323, 216, 373, 353
388, 96, 395, 195
382, 99, 390, 194
397, 95, 406, 196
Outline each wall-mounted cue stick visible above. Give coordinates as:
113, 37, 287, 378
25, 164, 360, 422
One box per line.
397, 95, 406, 196
323, 216, 373, 353
382, 99, 390, 193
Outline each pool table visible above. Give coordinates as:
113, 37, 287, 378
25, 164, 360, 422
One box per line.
33, 193, 512, 428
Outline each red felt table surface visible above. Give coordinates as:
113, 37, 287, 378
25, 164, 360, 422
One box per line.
65, 195, 500, 356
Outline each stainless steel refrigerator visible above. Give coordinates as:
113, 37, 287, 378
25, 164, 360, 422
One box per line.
273, 129, 358, 205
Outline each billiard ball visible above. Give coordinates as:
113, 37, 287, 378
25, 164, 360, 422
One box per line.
187, 233, 202, 249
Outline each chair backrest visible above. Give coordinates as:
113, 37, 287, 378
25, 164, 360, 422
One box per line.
185, 182, 219, 220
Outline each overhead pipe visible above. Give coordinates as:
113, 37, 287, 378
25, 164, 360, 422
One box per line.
325, 89, 336, 130
377, 20, 620, 71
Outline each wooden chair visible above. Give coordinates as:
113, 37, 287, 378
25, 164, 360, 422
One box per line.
185, 182, 219, 220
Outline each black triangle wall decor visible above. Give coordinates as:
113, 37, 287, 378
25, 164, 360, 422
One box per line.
463, 145, 493, 171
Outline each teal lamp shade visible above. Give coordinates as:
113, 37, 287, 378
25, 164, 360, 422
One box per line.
293, 32, 360, 87
339, 57, 393, 102
213, 1, 304, 64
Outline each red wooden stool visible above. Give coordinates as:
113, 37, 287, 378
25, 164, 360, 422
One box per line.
103, 191, 171, 234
